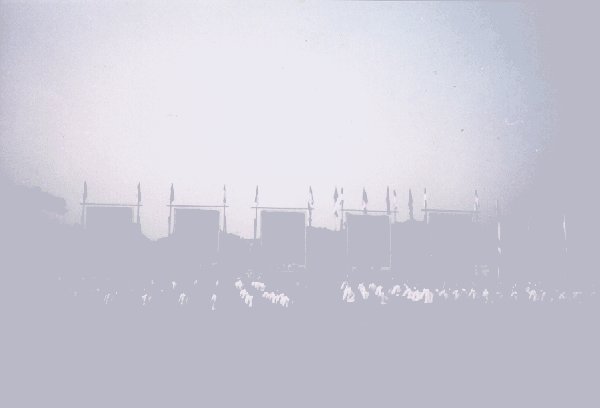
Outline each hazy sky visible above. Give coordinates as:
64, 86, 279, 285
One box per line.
0, 1, 555, 239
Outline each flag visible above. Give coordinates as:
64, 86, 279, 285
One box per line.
474, 189, 479, 212
385, 186, 390, 215
170, 183, 175, 204
223, 185, 227, 204
83, 181, 88, 202
309, 186, 315, 207
254, 185, 259, 204
362, 188, 368, 212
333, 187, 339, 218
408, 189, 414, 220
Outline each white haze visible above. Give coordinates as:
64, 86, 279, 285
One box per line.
0, 2, 554, 239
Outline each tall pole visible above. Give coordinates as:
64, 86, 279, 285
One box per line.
393, 189, 398, 223
423, 187, 427, 222
81, 181, 87, 228
168, 206, 173, 236
386, 186, 391, 216
254, 207, 258, 240
136, 182, 141, 226
168, 183, 174, 237
308, 186, 314, 227
340, 187, 344, 231
253, 185, 259, 241
389, 209, 393, 269
223, 185, 227, 234
423, 188, 428, 224
408, 188, 414, 221
362, 187, 368, 215
333, 186, 339, 231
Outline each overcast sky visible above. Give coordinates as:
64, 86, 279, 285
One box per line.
0, 1, 556, 239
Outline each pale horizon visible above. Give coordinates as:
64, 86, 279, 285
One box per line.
0, 2, 555, 239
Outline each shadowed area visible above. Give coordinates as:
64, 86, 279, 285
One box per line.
1, 179, 598, 407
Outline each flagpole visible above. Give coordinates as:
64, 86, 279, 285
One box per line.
423, 188, 428, 223
253, 207, 258, 240
333, 187, 339, 231
253, 186, 259, 241
223, 185, 227, 234
136, 183, 141, 226
168, 205, 173, 237
308, 186, 314, 227
389, 220, 392, 269
80, 181, 87, 228
389, 209, 392, 270
341, 205, 345, 230
393, 190, 397, 224
168, 184, 174, 237
362, 188, 367, 215
340, 188, 344, 231
386, 186, 390, 217
408, 188, 414, 221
